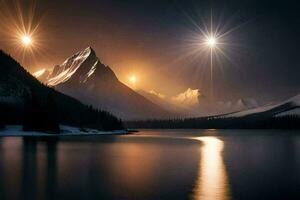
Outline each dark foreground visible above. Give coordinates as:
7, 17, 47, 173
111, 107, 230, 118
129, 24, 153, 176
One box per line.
0, 129, 300, 200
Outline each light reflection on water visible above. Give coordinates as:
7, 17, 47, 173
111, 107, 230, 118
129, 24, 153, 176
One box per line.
1, 130, 300, 200
192, 136, 231, 200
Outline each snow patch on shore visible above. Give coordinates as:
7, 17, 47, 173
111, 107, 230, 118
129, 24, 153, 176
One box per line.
0, 125, 127, 136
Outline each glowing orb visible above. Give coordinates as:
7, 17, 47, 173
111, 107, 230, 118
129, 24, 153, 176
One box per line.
206, 36, 217, 48
129, 75, 137, 84
21, 35, 32, 46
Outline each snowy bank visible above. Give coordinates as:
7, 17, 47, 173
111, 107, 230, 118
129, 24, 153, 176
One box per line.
0, 125, 127, 137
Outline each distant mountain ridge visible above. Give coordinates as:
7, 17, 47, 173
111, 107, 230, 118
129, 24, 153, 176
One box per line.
138, 88, 260, 117
137, 89, 190, 116
37, 47, 172, 120
222, 94, 300, 118
127, 93, 300, 129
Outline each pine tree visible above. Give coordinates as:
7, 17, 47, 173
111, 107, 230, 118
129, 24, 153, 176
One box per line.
0, 103, 4, 129
44, 92, 60, 133
22, 90, 60, 133
22, 89, 35, 131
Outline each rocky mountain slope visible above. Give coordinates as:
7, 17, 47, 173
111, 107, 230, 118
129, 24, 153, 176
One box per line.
0, 50, 123, 131
222, 94, 300, 118
38, 47, 172, 120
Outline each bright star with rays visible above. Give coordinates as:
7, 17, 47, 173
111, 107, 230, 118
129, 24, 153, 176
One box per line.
21, 35, 32, 47
205, 35, 217, 48
0, 0, 45, 66
179, 13, 243, 102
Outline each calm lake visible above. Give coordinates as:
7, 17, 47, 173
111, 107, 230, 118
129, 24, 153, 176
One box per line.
0, 129, 300, 200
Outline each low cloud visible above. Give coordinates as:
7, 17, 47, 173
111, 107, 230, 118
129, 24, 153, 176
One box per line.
147, 88, 259, 116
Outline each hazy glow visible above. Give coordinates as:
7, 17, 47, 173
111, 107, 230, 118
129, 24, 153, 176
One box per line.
149, 90, 166, 99
21, 35, 32, 46
129, 75, 137, 84
33, 68, 46, 77
192, 136, 231, 200
171, 88, 200, 108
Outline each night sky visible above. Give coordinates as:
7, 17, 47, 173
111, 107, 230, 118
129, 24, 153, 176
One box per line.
1, 0, 300, 103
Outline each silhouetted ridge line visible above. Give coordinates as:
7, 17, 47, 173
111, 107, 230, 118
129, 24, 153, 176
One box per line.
0, 50, 123, 132
126, 116, 300, 129
37, 47, 174, 120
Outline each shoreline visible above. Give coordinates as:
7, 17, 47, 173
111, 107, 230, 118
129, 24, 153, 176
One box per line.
0, 125, 129, 137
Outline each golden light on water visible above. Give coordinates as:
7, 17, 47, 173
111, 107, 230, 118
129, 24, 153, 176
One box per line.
192, 136, 231, 200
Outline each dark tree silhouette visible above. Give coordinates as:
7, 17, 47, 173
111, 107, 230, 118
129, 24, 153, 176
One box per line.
126, 115, 300, 129
0, 105, 4, 130
22, 89, 60, 133
0, 50, 123, 132
44, 92, 60, 133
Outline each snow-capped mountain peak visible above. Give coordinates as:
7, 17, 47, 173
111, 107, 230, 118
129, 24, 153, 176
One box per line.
285, 94, 300, 106
34, 47, 171, 120
232, 98, 259, 111
223, 93, 300, 118
45, 47, 117, 86
46, 47, 93, 86
81, 60, 98, 83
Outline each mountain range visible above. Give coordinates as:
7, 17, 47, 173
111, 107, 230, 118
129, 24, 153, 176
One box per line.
33, 46, 300, 123
126, 93, 300, 129
2, 46, 299, 130
221, 94, 300, 119
138, 88, 260, 117
35, 47, 172, 120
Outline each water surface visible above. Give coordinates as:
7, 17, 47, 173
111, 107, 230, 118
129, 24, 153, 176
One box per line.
0, 129, 300, 200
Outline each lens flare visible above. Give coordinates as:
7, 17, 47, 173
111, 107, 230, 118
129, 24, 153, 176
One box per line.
168, 10, 248, 103
21, 35, 32, 46
205, 36, 217, 48
0, 0, 48, 68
